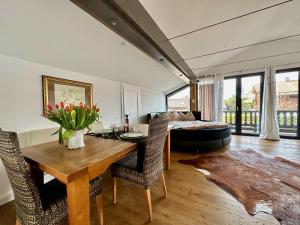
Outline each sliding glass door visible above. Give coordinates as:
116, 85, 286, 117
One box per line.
223, 73, 264, 136
275, 69, 300, 138
241, 76, 262, 134
223, 79, 236, 132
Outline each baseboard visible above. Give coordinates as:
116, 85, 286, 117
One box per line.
0, 191, 14, 206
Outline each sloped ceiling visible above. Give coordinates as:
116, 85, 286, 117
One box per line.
0, 0, 185, 93
139, 0, 300, 77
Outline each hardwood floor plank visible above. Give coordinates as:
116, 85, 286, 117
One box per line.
1, 135, 298, 225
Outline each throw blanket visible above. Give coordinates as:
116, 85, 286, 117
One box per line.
168, 121, 229, 130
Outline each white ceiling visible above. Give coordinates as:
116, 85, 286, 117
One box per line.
0, 0, 185, 93
140, 0, 300, 77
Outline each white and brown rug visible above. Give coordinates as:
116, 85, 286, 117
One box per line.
178, 149, 300, 225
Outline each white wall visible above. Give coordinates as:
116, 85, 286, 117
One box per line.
121, 83, 166, 124
141, 88, 166, 120
0, 1, 185, 93
0, 53, 166, 205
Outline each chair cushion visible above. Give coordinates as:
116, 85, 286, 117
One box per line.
111, 152, 146, 187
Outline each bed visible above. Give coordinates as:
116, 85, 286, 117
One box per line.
168, 121, 231, 151
147, 112, 231, 151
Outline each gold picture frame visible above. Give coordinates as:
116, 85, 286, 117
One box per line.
42, 75, 93, 115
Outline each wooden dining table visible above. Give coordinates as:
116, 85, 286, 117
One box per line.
21, 134, 171, 225
22, 136, 137, 225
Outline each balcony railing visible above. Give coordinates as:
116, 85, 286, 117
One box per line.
223, 110, 298, 135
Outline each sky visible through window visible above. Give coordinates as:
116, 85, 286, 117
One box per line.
224, 72, 298, 101
223, 77, 260, 100
223, 79, 236, 100
276, 71, 298, 82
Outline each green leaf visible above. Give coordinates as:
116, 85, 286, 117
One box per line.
51, 129, 60, 136
62, 130, 74, 140
61, 110, 69, 130
71, 110, 76, 120
58, 127, 63, 146
71, 110, 76, 129
78, 108, 87, 129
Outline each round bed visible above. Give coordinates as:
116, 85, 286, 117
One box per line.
147, 111, 231, 151
170, 126, 231, 151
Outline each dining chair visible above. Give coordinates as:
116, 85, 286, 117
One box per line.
0, 130, 104, 225
111, 115, 168, 222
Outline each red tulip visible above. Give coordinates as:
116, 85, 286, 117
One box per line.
79, 102, 83, 109
55, 104, 59, 109
47, 105, 53, 111
60, 101, 64, 109
65, 106, 70, 112
96, 108, 100, 112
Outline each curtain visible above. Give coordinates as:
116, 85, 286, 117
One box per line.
213, 74, 224, 121
199, 83, 214, 120
198, 74, 224, 121
260, 66, 280, 140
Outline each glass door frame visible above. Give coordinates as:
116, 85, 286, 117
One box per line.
276, 67, 300, 139
224, 72, 264, 136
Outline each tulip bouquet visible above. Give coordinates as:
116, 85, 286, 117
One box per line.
45, 102, 100, 146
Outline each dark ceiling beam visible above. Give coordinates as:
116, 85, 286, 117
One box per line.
71, 0, 197, 81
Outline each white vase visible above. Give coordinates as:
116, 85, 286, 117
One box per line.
68, 130, 85, 149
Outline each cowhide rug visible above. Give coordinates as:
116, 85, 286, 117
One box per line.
178, 149, 300, 225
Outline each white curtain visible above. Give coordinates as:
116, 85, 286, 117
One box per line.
213, 74, 224, 121
199, 83, 214, 120
260, 66, 280, 140
198, 74, 224, 121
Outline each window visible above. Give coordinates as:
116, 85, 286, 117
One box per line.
167, 86, 190, 111
275, 69, 299, 137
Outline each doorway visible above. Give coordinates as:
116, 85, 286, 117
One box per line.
223, 73, 264, 136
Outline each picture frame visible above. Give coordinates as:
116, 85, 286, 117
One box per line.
42, 75, 93, 115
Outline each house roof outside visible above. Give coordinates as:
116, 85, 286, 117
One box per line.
252, 79, 298, 96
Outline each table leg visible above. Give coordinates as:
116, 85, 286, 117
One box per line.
67, 174, 90, 225
164, 130, 170, 170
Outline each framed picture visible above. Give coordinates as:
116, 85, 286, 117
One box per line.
42, 75, 93, 114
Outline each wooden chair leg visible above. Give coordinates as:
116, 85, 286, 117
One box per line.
113, 177, 117, 204
145, 188, 153, 222
16, 218, 21, 225
96, 194, 104, 225
161, 173, 167, 198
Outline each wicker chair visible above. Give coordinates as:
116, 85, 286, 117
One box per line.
0, 130, 104, 225
111, 116, 168, 222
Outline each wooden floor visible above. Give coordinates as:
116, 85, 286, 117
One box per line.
1, 135, 299, 225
